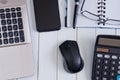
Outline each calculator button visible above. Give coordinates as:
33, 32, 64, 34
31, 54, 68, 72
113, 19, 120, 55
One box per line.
11, 8, 15, 11
7, 19, 12, 25
1, 20, 6, 25
18, 18, 23, 29
104, 59, 109, 64
9, 38, 14, 44
96, 65, 101, 69
97, 59, 102, 63
102, 71, 108, 76
8, 25, 12, 31
20, 36, 25, 42
6, 13, 11, 18
111, 66, 116, 71
11, 13, 16, 18
118, 61, 120, 64
4, 39, 8, 44
14, 31, 18, 36
111, 60, 116, 65
13, 25, 18, 30
0, 14, 5, 19
2, 26, 7, 31
16, 7, 21, 11
118, 71, 120, 74
97, 54, 103, 58
118, 66, 120, 69
0, 9, 4, 13
3, 32, 7, 38
117, 75, 120, 80
95, 76, 100, 80
5, 8, 10, 12
8, 32, 13, 37
112, 55, 118, 59
12, 19, 17, 24
19, 30, 24, 36
96, 70, 100, 75
17, 12, 22, 17
119, 57, 120, 59
110, 72, 115, 77
15, 37, 19, 43
103, 65, 109, 70
104, 55, 110, 59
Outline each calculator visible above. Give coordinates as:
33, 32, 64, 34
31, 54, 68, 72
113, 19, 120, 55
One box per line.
92, 35, 120, 80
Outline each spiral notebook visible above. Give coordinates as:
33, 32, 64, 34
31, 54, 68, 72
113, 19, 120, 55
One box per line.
75, 0, 120, 28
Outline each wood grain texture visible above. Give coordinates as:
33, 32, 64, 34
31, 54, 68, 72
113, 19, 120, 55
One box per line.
39, 31, 58, 80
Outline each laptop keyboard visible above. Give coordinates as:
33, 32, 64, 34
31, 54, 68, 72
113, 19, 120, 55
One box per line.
0, 7, 25, 46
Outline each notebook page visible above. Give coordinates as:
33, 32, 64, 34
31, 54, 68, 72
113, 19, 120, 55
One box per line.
76, 0, 99, 27
106, 0, 120, 20
104, 0, 120, 28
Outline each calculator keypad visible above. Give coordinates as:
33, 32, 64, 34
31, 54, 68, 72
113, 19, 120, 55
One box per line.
93, 53, 120, 80
0, 7, 25, 46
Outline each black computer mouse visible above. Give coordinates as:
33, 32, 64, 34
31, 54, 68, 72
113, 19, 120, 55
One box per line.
59, 40, 84, 73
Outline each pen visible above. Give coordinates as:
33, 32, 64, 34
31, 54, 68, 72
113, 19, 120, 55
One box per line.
65, 0, 68, 27
73, 0, 80, 29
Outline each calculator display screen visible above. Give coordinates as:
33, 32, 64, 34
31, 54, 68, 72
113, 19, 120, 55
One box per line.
98, 38, 120, 47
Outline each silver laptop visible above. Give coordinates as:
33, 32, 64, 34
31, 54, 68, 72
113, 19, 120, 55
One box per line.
0, 0, 34, 79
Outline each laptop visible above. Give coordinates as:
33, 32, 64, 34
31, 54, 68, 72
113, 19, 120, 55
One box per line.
0, 0, 34, 79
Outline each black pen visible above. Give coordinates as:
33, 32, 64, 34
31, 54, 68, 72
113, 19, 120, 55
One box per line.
65, 0, 68, 27
73, 0, 80, 29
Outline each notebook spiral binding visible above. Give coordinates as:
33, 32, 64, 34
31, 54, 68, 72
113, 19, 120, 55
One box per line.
97, 0, 106, 25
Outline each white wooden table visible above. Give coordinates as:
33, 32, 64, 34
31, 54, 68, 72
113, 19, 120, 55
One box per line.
10, 0, 120, 80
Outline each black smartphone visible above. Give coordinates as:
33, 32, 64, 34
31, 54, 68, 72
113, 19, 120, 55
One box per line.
33, 0, 61, 32
92, 35, 120, 80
